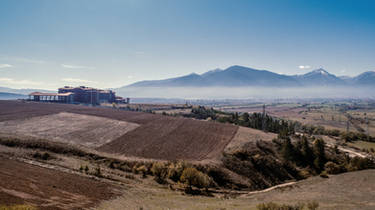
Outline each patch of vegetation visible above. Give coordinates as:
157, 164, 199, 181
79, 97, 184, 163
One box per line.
0, 205, 38, 210
256, 201, 319, 210
274, 135, 375, 175
222, 141, 301, 190
178, 105, 375, 143
151, 162, 168, 183
32, 152, 52, 160
180, 167, 211, 190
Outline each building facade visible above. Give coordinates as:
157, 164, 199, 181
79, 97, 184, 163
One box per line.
29, 86, 128, 105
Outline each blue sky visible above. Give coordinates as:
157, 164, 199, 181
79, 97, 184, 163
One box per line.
0, 0, 374, 89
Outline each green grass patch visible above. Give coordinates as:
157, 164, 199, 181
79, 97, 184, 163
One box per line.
348, 141, 375, 151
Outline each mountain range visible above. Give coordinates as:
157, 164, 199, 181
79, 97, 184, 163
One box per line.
125, 65, 375, 88
0, 87, 54, 95
0, 92, 27, 100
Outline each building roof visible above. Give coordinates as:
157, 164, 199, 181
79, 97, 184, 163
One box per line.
29, 92, 74, 96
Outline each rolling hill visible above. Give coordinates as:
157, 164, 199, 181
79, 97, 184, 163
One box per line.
0, 92, 26, 100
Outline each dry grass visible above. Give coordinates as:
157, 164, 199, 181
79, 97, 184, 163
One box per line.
0, 205, 38, 210
348, 141, 375, 151
225, 126, 277, 153
96, 169, 375, 210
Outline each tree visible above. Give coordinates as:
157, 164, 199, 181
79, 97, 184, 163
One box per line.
300, 136, 315, 166
313, 138, 326, 171
281, 138, 295, 162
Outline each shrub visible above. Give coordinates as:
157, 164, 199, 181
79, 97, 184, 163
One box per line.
109, 161, 116, 169
167, 161, 187, 182
32, 152, 51, 160
319, 171, 329, 178
137, 165, 148, 178
94, 167, 102, 177
151, 162, 167, 183
324, 161, 345, 174
256, 202, 304, 210
180, 167, 211, 189
347, 157, 375, 171
306, 201, 319, 210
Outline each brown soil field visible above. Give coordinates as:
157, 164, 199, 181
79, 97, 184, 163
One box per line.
0, 157, 121, 210
0, 112, 139, 148
98, 116, 237, 160
224, 126, 277, 153
0, 100, 238, 161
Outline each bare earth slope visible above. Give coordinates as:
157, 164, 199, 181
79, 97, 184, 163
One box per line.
0, 157, 121, 210
0, 112, 139, 148
0, 100, 238, 160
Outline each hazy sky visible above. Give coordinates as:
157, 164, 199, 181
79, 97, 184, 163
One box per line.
1, 0, 374, 89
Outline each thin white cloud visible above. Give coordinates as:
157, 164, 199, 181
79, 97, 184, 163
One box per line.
61, 78, 98, 83
61, 64, 94, 69
0, 56, 46, 64
127, 75, 134, 79
299, 65, 311, 69
0, 77, 42, 85
0, 64, 12, 68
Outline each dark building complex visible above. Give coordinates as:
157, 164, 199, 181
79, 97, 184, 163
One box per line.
29, 86, 129, 105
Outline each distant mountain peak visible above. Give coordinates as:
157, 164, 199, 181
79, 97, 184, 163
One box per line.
201, 68, 222, 77
310, 68, 329, 75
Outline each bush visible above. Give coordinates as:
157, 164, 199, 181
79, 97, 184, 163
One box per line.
319, 171, 329, 178
306, 201, 319, 210
167, 161, 188, 182
94, 167, 102, 177
32, 152, 51, 160
256, 202, 304, 210
324, 161, 346, 174
136, 165, 148, 178
347, 157, 375, 171
151, 162, 168, 183
180, 167, 211, 189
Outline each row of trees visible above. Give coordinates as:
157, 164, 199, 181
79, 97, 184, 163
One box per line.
183, 106, 374, 142
275, 136, 375, 175
278, 136, 327, 173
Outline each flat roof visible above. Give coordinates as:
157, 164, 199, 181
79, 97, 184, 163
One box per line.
29, 92, 74, 96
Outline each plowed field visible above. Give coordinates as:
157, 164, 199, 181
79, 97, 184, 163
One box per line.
0, 101, 239, 160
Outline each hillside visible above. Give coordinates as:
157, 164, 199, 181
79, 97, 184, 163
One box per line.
0, 92, 26, 100
0, 100, 238, 161
97, 169, 375, 210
